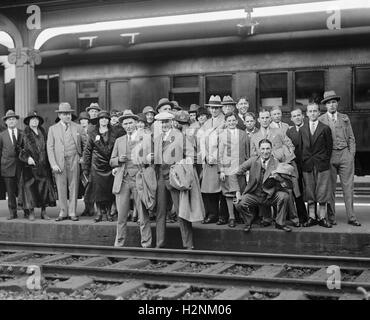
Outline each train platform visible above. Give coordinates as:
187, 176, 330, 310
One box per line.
0, 190, 369, 257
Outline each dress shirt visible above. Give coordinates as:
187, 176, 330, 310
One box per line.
8, 128, 18, 144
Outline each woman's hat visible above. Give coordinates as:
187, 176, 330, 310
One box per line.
97, 110, 111, 120
142, 106, 156, 115
189, 104, 200, 114
2, 109, 19, 122
78, 111, 90, 122
24, 110, 44, 126
171, 100, 182, 111
85, 103, 101, 113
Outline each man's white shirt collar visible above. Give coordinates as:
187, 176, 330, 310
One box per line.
8, 128, 17, 142
327, 111, 337, 121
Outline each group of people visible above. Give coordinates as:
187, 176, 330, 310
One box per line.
0, 88, 361, 249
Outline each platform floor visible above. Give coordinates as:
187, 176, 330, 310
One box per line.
0, 192, 369, 257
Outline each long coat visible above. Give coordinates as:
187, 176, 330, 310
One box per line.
82, 126, 116, 202
300, 121, 333, 172
18, 126, 57, 209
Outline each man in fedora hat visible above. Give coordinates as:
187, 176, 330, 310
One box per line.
0, 110, 25, 219
200, 95, 228, 225
47, 102, 85, 221
221, 95, 237, 115
111, 110, 152, 248
318, 90, 361, 227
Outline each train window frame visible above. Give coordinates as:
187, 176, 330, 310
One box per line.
294, 69, 326, 108
170, 74, 201, 109
353, 67, 370, 110
258, 71, 289, 111
37, 73, 60, 104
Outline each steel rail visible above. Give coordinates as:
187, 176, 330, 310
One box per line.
40, 264, 369, 295
0, 241, 370, 268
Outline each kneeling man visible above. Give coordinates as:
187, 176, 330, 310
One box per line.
235, 139, 292, 232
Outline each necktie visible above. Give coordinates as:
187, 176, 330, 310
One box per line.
262, 159, 267, 170
65, 123, 69, 132
128, 134, 131, 143
331, 115, 336, 124
11, 129, 17, 145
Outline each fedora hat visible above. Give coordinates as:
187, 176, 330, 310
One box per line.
119, 109, 139, 122
2, 109, 19, 121
24, 110, 44, 126
321, 90, 341, 105
85, 103, 101, 113
189, 104, 200, 114
55, 102, 75, 113
156, 98, 174, 112
205, 95, 222, 107
97, 110, 111, 120
142, 106, 156, 115
221, 95, 237, 105
154, 111, 174, 121
171, 100, 182, 111
272, 163, 296, 177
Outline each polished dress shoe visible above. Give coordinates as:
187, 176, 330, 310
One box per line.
228, 219, 236, 228
260, 220, 272, 227
70, 217, 79, 221
275, 224, 292, 232
330, 220, 337, 226
243, 225, 251, 233
303, 218, 317, 227
203, 217, 217, 224
348, 219, 361, 227
216, 219, 227, 225
318, 218, 332, 228
55, 216, 68, 222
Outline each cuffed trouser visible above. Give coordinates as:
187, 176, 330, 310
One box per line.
235, 191, 290, 226
54, 154, 79, 218
114, 174, 152, 248
156, 174, 193, 249
327, 148, 356, 222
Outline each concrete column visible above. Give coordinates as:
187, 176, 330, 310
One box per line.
7, 47, 41, 120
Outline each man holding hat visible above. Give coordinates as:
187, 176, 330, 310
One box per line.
47, 102, 85, 221
111, 110, 153, 248
200, 95, 228, 225
153, 111, 195, 249
318, 91, 361, 227
0, 110, 25, 219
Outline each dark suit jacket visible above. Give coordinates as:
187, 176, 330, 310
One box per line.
236, 156, 280, 199
300, 121, 333, 172
235, 113, 247, 130
0, 128, 23, 177
286, 126, 303, 169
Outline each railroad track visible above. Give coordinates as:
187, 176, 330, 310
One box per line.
0, 241, 369, 300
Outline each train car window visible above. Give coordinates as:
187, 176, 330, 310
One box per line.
295, 71, 325, 107
171, 75, 200, 109
354, 68, 370, 109
259, 73, 288, 111
37, 74, 59, 104
205, 75, 232, 102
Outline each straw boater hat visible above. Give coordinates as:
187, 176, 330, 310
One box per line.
321, 90, 341, 105
156, 98, 174, 112
205, 95, 222, 107
142, 106, 156, 115
119, 109, 139, 122
154, 111, 174, 121
85, 103, 101, 113
189, 104, 200, 114
2, 110, 19, 122
174, 110, 190, 124
221, 95, 237, 106
24, 110, 44, 126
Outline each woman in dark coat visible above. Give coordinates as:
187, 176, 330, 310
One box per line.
18, 111, 57, 220
82, 110, 116, 222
